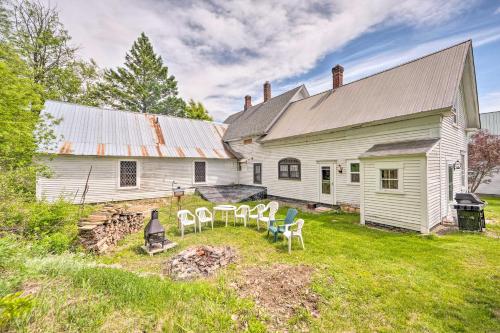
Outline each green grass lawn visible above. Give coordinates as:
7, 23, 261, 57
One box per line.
482, 196, 500, 236
1, 196, 499, 332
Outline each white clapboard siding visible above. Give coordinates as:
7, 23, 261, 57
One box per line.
37, 156, 237, 203
230, 115, 441, 206
426, 143, 442, 229
362, 157, 426, 231
437, 81, 469, 220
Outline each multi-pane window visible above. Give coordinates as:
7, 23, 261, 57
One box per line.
194, 161, 206, 183
350, 162, 360, 183
278, 158, 301, 180
253, 163, 262, 184
380, 169, 398, 190
120, 161, 137, 187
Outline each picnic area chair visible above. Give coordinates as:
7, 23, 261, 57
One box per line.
177, 209, 197, 237
234, 205, 250, 227
248, 204, 266, 229
195, 207, 214, 232
283, 218, 305, 254
259, 201, 279, 231
268, 208, 298, 242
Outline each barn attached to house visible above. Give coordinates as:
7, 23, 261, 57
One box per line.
37, 101, 237, 203
37, 40, 481, 233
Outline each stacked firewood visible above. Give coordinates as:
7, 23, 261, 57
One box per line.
78, 205, 145, 254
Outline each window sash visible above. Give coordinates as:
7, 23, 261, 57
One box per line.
350, 162, 360, 183
380, 169, 398, 190
278, 161, 300, 179
194, 162, 206, 183
120, 161, 137, 187
253, 163, 262, 184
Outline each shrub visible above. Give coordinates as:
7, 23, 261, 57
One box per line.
0, 292, 33, 330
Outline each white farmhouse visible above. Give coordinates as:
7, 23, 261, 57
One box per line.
37, 40, 480, 233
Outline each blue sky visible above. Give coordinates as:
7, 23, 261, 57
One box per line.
47, 0, 500, 121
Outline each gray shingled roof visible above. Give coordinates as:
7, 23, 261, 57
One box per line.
359, 138, 440, 158
223, 86, 304, 141
263, 41, 473, 142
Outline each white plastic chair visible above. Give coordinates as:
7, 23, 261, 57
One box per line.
249, 204, 266, 229
234, 205, 250, 227
283, 218, 305, 254
259, 201, 279, 230
195, 207, 214, 232
177, 209, 197, 237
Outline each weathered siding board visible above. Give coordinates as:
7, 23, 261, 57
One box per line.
362, 157, 426, 231
37, 156, 237, 203
230, 115, 441, 206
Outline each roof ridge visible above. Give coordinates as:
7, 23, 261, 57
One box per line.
286, 40, 471, 107
337, 39, 471, 90
230, 85, 303, 115
45, 100, 227, 126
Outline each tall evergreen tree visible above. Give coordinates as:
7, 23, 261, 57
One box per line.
185, 99, 213, 121
99, 32, 185, 115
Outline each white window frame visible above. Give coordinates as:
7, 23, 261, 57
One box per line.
117, 160, 140, 189
348, 160, 360, 185
193, 160, 207, 184
375, 162, 404, 194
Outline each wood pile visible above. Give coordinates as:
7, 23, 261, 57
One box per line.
78, 205, 145, 254
164, 245, 236, 280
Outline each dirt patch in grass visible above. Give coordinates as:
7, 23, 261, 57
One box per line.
232, 264, 319, 331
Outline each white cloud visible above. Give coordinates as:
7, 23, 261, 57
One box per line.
45, 0, 475, 120
480, 91, 500, 113
302, 26, 500, 94
495, 6, 500, 14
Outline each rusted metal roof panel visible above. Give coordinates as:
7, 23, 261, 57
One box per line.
263, 41, 472, 142
41, 101, 233, 159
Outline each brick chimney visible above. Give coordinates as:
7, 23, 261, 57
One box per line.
332, 64, 344, 90
263, 81, 271, 102
244, 95, 252, 111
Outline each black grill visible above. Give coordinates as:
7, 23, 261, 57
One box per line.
453, 193, 485, 231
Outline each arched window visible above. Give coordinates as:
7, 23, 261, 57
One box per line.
278, 158, 301, 180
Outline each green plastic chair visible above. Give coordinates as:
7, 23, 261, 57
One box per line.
268, 208, 298, 242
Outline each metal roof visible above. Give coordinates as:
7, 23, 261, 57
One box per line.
263, 41, 472, 142
41, 101, 234, 159
480, 111, 500, 135
359, 138, 440, 158
222, 85, 306, 141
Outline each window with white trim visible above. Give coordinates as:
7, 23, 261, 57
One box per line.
380, 169, 399, 190
349, 162, 360, 183
253, 163, 262, 184
194, 161, 206, 183
119, 161, 137, 188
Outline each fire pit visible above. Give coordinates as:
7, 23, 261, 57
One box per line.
164, 245, 236, 280
142, 209, 177, 256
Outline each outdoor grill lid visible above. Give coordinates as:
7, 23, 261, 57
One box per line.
455, 193, 484, 205
144, 209, 165, 235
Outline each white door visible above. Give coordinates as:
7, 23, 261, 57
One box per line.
319, 164, 334, 204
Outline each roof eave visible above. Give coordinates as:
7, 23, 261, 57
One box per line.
261, 107, 451, 144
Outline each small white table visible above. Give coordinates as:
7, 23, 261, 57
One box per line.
213, 205, 237, 227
